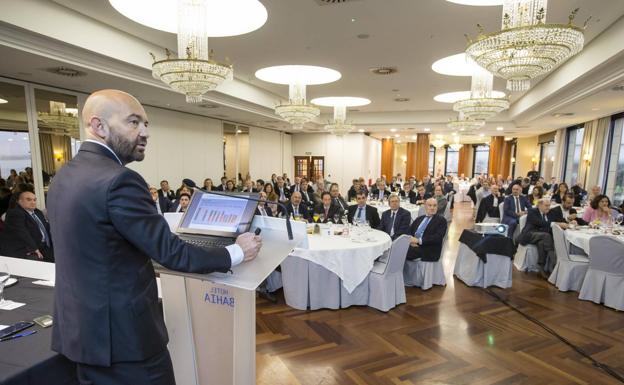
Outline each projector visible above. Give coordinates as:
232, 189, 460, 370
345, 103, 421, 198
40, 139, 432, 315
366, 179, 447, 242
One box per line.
474, 223, 508, 236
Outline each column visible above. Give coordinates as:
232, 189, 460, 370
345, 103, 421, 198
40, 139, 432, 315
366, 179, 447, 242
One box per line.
381, 138, 394, 178
415, 133, 430, 179
500, 140, 513, 178
488, 136, 505, 177
458, 144, 470, 177
406, 142, 418, 178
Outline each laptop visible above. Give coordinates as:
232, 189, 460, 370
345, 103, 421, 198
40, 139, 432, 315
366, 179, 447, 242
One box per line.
176, 190, 259, 249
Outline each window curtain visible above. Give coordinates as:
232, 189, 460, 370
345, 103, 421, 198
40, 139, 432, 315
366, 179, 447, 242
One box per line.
551, 128, 565, 181
578, 116, 610, 188
38, 133, 55, 175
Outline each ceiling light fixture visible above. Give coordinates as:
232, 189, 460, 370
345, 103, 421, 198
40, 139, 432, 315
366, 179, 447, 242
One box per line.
447, 112, 485, 130
453, 59, 509, 120
446, 0, 503, 6
0, 98, 7, 104
256, 65, 341, 129
497, 126, 504, 131
424, 128, 431, 132
434, 90, 505, 104
466, 0, 587, 92
431, 53, 474, 77
311, 96, 370, 136
431, 137, 447, 148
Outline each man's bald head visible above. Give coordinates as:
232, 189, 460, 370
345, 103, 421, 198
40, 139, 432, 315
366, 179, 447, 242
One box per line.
83, 90, 149, 165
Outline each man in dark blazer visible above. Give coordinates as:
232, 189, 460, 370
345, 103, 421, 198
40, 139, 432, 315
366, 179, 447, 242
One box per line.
399, 182, 416, 203
406, 198, 447, 262
518, 199, 568, 276
46, 90, 262, 384
150, 187, 172, 215
347, 179, 361, 202
413, 184, 431, 205
286, 192, 312, 222
502, 184, 531, 239
315, 191, 344, 223
275, 176, 291, 203
215, 176, 227, 191
347, 191, 381, 228
157, 180, 175, 201
255, 192, 273, 217
370, 178, 390, 201
549, 193, 588, 226
378, 194, 411, 240
475, 184, 504, 223
3, 190, 54, 262
329, 183, 349, 212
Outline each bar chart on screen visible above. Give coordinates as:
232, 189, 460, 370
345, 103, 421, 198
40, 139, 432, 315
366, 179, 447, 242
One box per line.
189, 195, 248, 232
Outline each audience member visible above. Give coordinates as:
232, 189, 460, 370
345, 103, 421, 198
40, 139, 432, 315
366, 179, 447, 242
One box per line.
170, 192, 191, 213
224, 180, 236, 192
552, 182, 569, 204
201, 178, 214, 191
315, 191, 343, 223
406, 198, 447, 262
587, 185, 602, 203
275, 176, 291, 203
158, 180, 176, 201
413, 184, 430, 205
255, 191, 273, 217
347, 179, 361, 201
150, 186, 171, 215
531, 185, 544, 206
583, 194, 615, 224
371, 178, 390, 200
347, 191, 380, 228
378, 194, 410, 240
286, 192, 312, 222
475, 184, 504, 223
433, 185, 447, 216
549, 194, 588, 226
329, 183, 348, 211
502, 184, 531, 238
215, 176, 227, 191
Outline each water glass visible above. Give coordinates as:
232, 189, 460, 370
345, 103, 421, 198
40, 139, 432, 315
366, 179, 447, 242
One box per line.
0, 263, 10, 305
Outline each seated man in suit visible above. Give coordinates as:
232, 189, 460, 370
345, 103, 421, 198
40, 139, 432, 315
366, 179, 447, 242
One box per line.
399, 182, 416, 203
502, 184, 531, 239
3, 190, 54, 262
286, 192, 312, 222
518, 199, 569, 277
422, 176, 434, 196
347, 191, 381, 228
215, 176, 227, 191
297, 178, 314, 208
378, 193, 411, 240
347, 179, 361, 202
413, 184, 431, 205
475, 184, 504, 223
157, 180, 175, 201
443, 176, 455, 194
549, 193, 588, 226
169, 192, 191, 213
149, 186, 171, 215
432, 185, 448, 216
329, 183, 349, 212
370, 178, 390, 201
255, 191, 273, 217
289, 176, 301, 194
406, 198, 447, 262
275, 176, 291, 203
315, 191, 343, 223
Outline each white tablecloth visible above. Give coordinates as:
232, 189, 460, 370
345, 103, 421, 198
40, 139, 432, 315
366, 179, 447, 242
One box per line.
565, 228, 624, 254
454, 182, 472, 203
370, 203, 421, 221
289, 228, 392, 293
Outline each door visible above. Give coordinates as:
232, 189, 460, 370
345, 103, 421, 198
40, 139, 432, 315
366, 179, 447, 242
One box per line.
294, 156, 324, 179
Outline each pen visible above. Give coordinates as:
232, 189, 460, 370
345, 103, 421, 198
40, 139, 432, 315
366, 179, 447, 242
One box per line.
0, 330, 37, 342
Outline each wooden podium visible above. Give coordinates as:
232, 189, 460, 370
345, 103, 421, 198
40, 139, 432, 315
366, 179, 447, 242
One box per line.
158, 215, 306, 385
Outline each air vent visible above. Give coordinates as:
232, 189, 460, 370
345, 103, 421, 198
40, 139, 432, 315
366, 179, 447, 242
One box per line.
394, 97, 410, 102
313, 0, 358, 5
611, 85, 624, 92
551, 112, 575, 118
44, 66, 87, 77
198, 103, 220, 109
369, 66, 398, 75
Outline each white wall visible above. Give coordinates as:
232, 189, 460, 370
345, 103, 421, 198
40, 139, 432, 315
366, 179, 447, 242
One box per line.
292, 133, 381, 195
128, 106, 224, 188
249, 126, 292, 181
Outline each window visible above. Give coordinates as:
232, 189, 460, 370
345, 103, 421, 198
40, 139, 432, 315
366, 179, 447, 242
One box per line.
472, 145, 490, 177
606, 115, 624, 206
428, 145, 435, 176
538, 141, 556, 180
0, 81, 31, 186
563, 126, 585, 186
294, 156, 324, 180
445, 146, 459, 176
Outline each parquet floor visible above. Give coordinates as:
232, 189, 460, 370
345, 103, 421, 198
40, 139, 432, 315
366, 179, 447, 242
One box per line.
255, 202, 624, 385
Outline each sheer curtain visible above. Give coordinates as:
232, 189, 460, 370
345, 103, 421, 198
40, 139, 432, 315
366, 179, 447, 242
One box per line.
38, 133, 55, 175
579, 117, 610, 188
552, 128, 565, 181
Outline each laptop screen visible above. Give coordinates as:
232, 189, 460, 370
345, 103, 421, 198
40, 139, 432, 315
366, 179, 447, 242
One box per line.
177, 190, 259, 238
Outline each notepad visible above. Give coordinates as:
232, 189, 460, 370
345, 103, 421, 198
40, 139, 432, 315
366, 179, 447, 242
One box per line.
0, 301, 26, 310
0, 325, 8, 331
32, 280, 55, 287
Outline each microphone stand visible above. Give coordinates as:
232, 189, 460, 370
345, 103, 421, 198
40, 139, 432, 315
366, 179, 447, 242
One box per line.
183, 179, 293, 240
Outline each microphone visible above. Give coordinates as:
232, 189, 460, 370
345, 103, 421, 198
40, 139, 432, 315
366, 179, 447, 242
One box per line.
183, 178, 293, 240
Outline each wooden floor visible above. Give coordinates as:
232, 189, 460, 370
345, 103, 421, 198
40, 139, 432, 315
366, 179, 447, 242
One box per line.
255, 202, 624, 385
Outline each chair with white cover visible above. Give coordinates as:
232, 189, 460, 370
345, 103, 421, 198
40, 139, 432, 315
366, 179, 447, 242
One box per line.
453, 242, 512, 289
578, 236, 624, 311
443, 200, 452, 223
548, 224, 589, 291
513, 214, 540, 272
403, 231, 448, 290
368, 235, 411, 312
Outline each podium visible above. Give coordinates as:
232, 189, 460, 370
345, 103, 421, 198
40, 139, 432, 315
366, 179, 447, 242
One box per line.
158, 215, 306, 385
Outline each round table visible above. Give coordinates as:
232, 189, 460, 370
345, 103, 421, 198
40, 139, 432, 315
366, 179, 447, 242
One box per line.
454, 182, 472, 203
565, 228, 624, 254
281, 227, 392, 310
348, 201, 421, 221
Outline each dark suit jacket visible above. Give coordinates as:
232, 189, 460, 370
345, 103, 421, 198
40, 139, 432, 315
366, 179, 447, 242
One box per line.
156, 196, 172, 214
502, 195, 531, 225
399, 189, 417, 203
475, 194, 504, 223
286, 202, 312, 222
289, 184, 313, 196
443, 182, 455, 194
47, 142, 233, 366
346, 204, 381, 228
315, 203, 344, 223
255, 205, 273, 217
549, 206, 588, 226
378, 207, 411, 240
347, 187, 359, 201
413, 192, 431, 204
332, 196, 349, 212
157, 189, 175, 201
519, 207, 558, 244
3, 206, 54, 262
407, 214, 447, 262
275, 185, 291, 201
370, 188, 390, 200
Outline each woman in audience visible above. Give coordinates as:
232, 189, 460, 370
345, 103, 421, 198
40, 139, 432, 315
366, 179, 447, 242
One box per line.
6, 169, 18, 189
583, 194, 615, 224
551, 182, 569, 204
264, 183, 278, 202
225, 180, 236, 192
201, 178, 214, 191
531, 185, 544, 206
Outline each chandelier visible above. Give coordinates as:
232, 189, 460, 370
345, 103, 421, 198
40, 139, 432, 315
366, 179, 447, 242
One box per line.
449, 141, 463, 151
311, 96, 370, 136
150, 0, 234, 103
37, 101, 79, 135
324, 106, 355, 136
466, 0, 586, 92
431, 136, 447, 149
453, 62, 509, 120
275, 84, 320, 129
447, 113, 485, 130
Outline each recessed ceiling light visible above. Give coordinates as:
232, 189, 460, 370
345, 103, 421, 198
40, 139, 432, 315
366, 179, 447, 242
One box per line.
390, 128, 397, 132
0, 98, 7, 104
432, 53, 477, 77
459, 128, 465, 131
8, 138, 13, 142
236, 129, 242, 133
369, 66, 398, 75
479, 133, 485, 137
424, 128, 431, 132
255, 65, 341, 85
351, 18, 356, 22
446, 0, 504, 5
496, 126, 504, 131
357, 128, 365, 132
397, 140, 402, 143
311, 96, 371, 107
357, 34, 370, 39
434, 90, 506, 103
394, 134, 400, 138
394, 97, 410, 102
412, 135, 417, 140
591, 107, 600, 111
109, 0, 267, 37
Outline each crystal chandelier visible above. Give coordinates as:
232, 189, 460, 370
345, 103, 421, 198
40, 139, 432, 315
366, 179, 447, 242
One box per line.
150, 0, 233, 103
447, 112, 485, 130
466, 0, 586, 92
449, 141, 463, 151
275, 84, 320, 130
453, 62, 509, 120
431, 136, 447, 149
324, 105, 355, 136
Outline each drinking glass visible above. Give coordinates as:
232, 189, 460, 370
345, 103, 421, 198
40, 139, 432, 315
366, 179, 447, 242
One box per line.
0, 263, 10, 305
319, 213, 325, 223
312, 213, 320, 223
615, 214, 624, 229
333, 213, 340, 224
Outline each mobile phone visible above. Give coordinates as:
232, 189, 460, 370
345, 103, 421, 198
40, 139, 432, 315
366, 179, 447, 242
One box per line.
34, 315, 53, 328
254, 228, 262, 235
0, 321, 34, 339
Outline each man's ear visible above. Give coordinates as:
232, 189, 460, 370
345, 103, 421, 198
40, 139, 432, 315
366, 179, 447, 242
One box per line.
89, 117, 108, 139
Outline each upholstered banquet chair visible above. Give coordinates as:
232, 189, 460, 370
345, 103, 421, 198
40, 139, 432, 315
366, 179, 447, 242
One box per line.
368, 235, 411, 312
548, 224, 589, 291
578, 236, 624, 311
403, 231, 448, 290
513, 214, 540, 272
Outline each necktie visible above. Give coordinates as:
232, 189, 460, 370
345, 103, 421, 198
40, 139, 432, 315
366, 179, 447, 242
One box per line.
31, 212, 50, 247
390, 211, 396, 237
515, 197, 520, 214
294, 205, 299, 216
261, 207, 267, 216
155, 201, 162, 215
415, 216, 431, 240
325, 207, 329, 219
357, 207, 364, 222
543, 213, 547, 223
280, 189, 285, 200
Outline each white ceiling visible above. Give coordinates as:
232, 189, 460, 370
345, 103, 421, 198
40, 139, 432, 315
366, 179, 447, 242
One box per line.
1, 0, 624, 141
